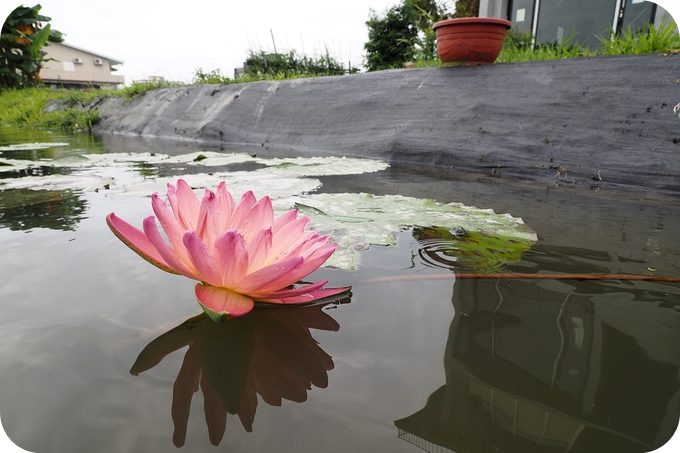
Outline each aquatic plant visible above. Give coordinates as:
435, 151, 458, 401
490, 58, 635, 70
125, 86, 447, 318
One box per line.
107, 179, 349, 321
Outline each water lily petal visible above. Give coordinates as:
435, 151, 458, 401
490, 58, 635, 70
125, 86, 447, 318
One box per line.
183, 231, 222, 287
256, 280, 328, 300
168, 179, 200, 231
274, 215, 310, 239
196, 189, 220, 247
195, 284, 255, 320
106, 212, 176, 274
258, 285, 351, 304
151, 193, 191, 264
143, 216, 199, 279
270, 217, 313, 258
229, 190, 257, 233
299, 243, 338, 268
239, 256, 305, 294
216, 181, 235, 230
286, 234, 329, 260
213, 229, 249, 288
270, 243, 338, 286
272, 209, 298, 234
245, 228, 273, 271
239, 196, 274, 240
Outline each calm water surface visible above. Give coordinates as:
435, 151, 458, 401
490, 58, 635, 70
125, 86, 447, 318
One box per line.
1, 126, 679, 453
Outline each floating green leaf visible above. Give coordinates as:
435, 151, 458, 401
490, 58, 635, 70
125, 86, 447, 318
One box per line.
277, 193, 537, 270
412, 226, 533, 273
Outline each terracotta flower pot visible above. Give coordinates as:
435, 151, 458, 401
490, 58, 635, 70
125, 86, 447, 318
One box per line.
433, 17, 512, 65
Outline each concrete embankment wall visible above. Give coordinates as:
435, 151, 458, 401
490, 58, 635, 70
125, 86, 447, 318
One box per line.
94, 54, 680, 195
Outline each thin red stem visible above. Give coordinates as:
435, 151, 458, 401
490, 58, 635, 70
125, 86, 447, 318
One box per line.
360, 273, 680, 284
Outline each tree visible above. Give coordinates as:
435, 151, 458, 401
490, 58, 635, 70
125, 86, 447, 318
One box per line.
364, 4, 419, 71
452, 0, 480, 18
406, 0, 450, 61
364, 1, 453, 71
0, 4, 63, 89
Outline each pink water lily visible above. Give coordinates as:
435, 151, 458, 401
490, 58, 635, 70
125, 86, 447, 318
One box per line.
107, 179, 349, 320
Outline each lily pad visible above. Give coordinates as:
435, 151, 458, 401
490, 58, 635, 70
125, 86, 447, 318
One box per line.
0, 151, 389, 196
276, 193, 537, 270
0, 142, 69, 151
411, 226, 533, 273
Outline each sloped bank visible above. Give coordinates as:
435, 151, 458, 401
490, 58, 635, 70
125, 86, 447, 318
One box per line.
94, 54, 680, 196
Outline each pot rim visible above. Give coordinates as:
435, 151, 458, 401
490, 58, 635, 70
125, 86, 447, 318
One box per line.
433, 17, 512, 30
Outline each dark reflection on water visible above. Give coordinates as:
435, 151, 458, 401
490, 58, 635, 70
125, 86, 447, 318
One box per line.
131, 300, 349, 447
0, 125, 106, 161
396, 245, 680, 453
0, 188, 87, 231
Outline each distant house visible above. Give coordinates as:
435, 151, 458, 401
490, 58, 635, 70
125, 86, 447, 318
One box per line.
479, 0, 675, 49
40, 42, 125, 89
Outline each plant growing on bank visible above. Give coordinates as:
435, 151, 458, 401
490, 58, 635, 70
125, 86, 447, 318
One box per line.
243, 49, 352, 77
0, 87, 101, 132
495, 21, 679, 63
0, 4, 63, 89
596, 22, 680, 54
117, 80, 185, 99
193, 68, 231, 84
192, 49, 357, 85
496, 30, 589, 62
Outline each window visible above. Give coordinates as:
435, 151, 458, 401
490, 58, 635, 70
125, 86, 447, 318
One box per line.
535, 0, 618, 49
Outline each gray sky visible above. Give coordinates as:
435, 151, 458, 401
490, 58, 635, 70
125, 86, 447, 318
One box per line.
1, 0, 405, 83
1, 1, 679, 85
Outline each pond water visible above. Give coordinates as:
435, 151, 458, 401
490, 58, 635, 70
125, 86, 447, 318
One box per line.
1, 125, 679, 453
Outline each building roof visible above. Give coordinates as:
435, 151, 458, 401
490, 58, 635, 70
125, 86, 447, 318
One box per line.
53, 41, 124, 66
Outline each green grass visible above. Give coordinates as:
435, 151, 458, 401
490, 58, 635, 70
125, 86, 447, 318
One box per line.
596, 22, 680, 54
0, 87, 103, 132
0, 81, 186, 131
191, 67, 350, 86
497, 21, 680, 63
117, 80, 185, 99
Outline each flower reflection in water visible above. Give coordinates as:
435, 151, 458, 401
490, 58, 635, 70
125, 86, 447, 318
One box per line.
131, 297, 349, 447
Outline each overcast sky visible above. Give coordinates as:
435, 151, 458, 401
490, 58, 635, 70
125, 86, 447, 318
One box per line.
1, 0, 405, 83
1, 1, 679, 85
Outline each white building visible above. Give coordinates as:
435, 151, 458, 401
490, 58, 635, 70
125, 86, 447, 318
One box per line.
40, 42, 125, 89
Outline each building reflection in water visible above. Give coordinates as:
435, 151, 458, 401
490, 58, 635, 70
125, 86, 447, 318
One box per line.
131, 299, 349, 447
396, 245, 680, 452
